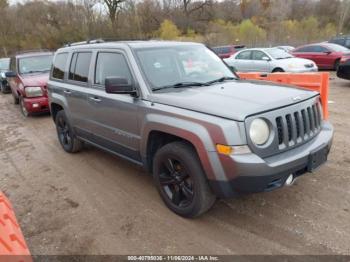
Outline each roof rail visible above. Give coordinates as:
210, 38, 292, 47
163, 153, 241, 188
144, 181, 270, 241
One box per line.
63, 37, 152, 47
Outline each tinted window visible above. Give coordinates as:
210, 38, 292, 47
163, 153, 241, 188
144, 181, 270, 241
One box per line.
18, 55, 53, 74
95, 52, 132, 85
346, 39, 350, 48
295, 46, 316, 52
252, 51, 267, 60
313, 46, 329, 52
69, 52, 91, 83
236, 51, 251, 60
52, 53, 68, 80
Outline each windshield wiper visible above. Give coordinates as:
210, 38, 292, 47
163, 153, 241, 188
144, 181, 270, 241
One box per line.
152, 82, 209, 91
205, 76, 237, 85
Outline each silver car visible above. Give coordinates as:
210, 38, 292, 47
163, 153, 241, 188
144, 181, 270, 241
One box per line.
224, 47, 318, 73
48, 41, 332, 217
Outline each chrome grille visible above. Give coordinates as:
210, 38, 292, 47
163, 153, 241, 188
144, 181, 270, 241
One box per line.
275, 101, 322, 149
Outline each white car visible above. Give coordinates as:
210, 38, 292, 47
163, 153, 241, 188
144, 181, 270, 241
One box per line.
224, 47, 318, 73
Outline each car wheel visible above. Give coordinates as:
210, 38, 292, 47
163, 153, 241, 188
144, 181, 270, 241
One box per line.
0, 82, 4, 94
19, 96, 29, 117
55, 110, 83, 153
153, 141, 216, 218
272, 68, 284, 73
334, 59, 340, 71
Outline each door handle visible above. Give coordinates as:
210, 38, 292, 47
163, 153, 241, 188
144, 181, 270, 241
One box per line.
64, 89, 72, 94
89, 96, 102, 103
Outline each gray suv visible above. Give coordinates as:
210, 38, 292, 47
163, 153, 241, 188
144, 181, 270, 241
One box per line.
48, 40, 333, 217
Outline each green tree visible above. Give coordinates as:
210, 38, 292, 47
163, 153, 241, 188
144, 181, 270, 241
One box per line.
158, 19, 181, 40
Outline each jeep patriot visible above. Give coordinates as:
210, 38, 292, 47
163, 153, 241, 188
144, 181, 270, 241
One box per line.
48, 40, 333, 217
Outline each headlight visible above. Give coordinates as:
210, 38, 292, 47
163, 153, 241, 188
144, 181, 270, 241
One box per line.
25, 86, 43, 98
0, 72, 5, 78
249, 118, 270, 145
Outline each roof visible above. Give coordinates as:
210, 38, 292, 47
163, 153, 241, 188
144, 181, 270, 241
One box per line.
57, 40, 203, 52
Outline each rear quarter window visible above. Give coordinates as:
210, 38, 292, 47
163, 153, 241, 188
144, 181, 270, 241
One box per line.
52, 53, 68, 80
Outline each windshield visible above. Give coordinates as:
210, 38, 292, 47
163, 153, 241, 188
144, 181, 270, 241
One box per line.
18, 55, 53, 74
266, 48, 293, 59
0, 58, 10, 70
135, 45, 236, 90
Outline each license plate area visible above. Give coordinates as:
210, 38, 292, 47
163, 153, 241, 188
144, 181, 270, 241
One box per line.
308, 144, 328, 172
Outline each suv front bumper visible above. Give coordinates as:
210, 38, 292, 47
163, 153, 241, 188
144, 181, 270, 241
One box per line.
209, 121, 333, 198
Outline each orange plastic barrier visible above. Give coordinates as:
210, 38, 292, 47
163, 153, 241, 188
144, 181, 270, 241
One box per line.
0, 192, 32, 262
237, 72, 329, 120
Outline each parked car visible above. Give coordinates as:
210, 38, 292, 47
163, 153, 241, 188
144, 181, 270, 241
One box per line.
329, 35, 350, 49
212, 45, 245, 59
276, 46, 295, 53
292, 43, 350, 70
6, 51, 53, 117
224, 47, 317, 73
0, 57, 11, 94
337, 56, 350, 80
48, 40, 333, 218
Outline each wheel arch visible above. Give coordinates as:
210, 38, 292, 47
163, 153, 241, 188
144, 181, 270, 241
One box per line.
141, 117, 221, 180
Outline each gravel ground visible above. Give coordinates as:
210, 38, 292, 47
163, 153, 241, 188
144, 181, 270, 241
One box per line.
0, 72, 349, 255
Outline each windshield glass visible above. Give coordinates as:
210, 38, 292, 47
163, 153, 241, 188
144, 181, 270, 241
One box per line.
18, 55, 53, 74
135, 45, 236, 90
0, 58, 10, 70
266, 48, 293, 59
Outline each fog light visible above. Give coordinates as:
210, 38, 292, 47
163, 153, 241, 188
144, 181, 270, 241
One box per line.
285, 174, 294, 186
32, 103, 39, 108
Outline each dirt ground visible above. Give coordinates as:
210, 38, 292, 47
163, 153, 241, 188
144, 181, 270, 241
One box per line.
0, 72, 349, 255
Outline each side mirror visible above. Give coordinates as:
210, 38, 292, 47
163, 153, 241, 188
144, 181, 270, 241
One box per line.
262, 56, 270, 61
105, 77, 137, 95
5, 71, 16, 78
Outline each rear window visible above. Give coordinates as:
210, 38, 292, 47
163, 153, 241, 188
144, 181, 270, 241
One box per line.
52, 53, 68, 80
69, 52, 92, 83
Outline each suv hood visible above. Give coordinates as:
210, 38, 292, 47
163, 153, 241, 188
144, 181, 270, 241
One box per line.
20, 73, 49, 87
149, 80, 318, 121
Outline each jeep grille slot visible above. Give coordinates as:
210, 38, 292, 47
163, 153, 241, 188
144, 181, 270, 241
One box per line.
275, 101, 322, 149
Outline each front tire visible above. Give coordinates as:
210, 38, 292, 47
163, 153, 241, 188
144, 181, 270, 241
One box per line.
153, 141, 216, 218
19, 96, 29, 117
55, 110, 82, 153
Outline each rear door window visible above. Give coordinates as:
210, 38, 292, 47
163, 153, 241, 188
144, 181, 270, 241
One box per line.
69, 52, 92, 83
52, 53, 68, 80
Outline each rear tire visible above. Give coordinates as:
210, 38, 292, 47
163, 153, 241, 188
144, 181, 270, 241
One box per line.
55, 110, 82, 153
153, 141, 216, 218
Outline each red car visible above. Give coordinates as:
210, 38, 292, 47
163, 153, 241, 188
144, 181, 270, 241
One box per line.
212, 45, 245, 59
292, 43, 350, 70
6, 51, 53, 117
